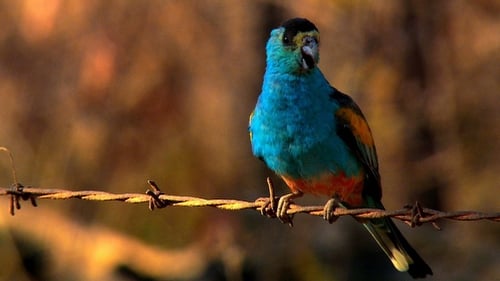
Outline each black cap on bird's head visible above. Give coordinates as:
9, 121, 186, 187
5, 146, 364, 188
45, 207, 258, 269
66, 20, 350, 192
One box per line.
280, 18, 318, 39
273, 18, 320, 71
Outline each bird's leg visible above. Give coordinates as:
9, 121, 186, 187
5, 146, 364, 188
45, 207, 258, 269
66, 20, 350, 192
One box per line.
277, 191, 303, 226
323, 196, 342, 223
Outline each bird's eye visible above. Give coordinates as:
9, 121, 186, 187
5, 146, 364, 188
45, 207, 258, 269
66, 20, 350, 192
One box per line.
282, 35, 291, 45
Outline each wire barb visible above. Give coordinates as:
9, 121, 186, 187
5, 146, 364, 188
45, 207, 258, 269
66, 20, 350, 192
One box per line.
7, 183, 38, 216
255, 177, 278, 218
0, 147, 36, 215
146, 180, 171, 210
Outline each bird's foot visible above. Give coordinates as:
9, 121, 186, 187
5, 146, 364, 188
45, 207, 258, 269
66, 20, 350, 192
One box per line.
323, 197, 341, 223
276, 191, 303, 227
256, 177, 302, 226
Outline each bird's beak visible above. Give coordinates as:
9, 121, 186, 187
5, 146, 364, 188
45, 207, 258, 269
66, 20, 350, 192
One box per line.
300, 35, 318, 70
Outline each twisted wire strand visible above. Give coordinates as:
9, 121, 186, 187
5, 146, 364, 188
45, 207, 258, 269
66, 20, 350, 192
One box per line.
1, 184, 498, 225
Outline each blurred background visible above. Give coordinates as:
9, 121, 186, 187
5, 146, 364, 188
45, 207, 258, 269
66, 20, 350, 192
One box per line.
0, 0, 498, 280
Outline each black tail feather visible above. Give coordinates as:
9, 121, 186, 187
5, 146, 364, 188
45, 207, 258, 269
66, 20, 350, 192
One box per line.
364, 216, 433, 279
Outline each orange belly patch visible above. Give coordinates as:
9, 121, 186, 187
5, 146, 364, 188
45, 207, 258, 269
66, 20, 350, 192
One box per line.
281, 172, 365, 207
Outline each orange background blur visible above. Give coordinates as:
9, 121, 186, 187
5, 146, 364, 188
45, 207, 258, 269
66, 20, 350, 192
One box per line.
0, 1, 498, 280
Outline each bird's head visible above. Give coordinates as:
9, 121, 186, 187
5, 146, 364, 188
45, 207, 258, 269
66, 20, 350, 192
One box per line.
266, 18, 320, 74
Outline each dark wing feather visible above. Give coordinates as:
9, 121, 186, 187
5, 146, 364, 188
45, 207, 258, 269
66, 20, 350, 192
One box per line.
331, 88, 382, 200
331, 89, 433, 277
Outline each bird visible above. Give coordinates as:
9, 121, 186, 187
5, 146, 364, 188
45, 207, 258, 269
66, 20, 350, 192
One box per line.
249, 18, 433, 279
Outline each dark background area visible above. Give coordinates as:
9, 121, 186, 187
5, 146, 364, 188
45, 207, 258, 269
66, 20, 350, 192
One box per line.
0, 1, 498, 280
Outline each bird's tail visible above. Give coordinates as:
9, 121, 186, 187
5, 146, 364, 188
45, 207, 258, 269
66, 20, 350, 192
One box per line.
362, 214, 433, 279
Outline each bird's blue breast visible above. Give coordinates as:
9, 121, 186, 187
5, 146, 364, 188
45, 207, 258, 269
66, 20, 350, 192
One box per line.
250, 68, 362, 179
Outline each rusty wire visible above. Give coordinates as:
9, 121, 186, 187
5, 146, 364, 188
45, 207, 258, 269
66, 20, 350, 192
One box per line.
1, 146, 499, 225
1, 181, 499, 226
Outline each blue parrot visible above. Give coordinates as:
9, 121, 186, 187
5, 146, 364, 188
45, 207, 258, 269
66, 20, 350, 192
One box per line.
249, 18, 432, 278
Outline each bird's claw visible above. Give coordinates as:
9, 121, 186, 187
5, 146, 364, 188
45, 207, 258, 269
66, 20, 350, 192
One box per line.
256, 193, 299, 226
276, 192, 303, 227
257, 177, 302, 226
323, 197, 341, 223
277, 194, 293, 226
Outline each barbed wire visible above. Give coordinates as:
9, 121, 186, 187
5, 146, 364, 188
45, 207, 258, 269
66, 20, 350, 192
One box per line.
1, 147, 499, 226
1, 181, 498, 227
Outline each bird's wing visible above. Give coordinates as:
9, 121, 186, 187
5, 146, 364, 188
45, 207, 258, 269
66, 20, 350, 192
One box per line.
332, 89, 382, 200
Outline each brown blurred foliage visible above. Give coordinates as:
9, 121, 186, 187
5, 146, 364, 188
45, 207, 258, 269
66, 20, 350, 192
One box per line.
0, 1, 498, 280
